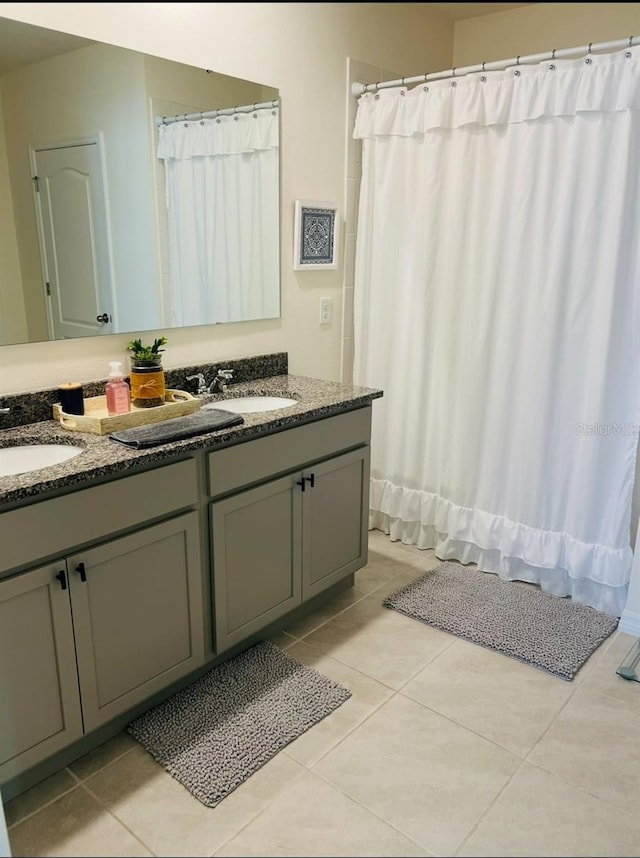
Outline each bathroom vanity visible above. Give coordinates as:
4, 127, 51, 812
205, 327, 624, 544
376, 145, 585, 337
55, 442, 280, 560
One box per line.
0, 363, 382, 798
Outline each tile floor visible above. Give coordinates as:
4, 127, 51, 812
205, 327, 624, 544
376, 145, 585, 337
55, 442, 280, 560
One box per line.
5, 529, 640, 857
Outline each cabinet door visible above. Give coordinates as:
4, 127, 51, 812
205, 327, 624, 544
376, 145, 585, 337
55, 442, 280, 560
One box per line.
211, 474, 302, 653
68, 512, 204, 731
302, 447, 370, 601
0, 564, 83, 784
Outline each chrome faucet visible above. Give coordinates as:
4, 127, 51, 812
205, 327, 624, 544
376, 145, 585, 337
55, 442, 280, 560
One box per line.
209, 368, 234, 394
186, 373, 208, 396
186, 369, 234, 396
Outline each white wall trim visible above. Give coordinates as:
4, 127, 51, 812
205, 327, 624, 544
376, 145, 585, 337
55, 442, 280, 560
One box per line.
618, 609, 640, 637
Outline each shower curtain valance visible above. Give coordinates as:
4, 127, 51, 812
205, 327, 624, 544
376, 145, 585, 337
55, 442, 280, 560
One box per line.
354, 46, 640, 137
158, 108, 278, 160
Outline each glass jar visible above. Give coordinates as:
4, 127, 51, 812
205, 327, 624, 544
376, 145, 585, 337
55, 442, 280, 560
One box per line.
130, 358, 166, 408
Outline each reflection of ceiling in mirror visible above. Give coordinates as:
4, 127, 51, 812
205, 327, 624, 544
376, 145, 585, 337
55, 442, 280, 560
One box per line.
0, 17, 94, 74
0, 15, 280, 347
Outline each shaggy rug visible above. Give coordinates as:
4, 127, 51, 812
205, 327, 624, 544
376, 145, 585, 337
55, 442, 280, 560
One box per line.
383, 562, 618, 681
127, 640, 351, 806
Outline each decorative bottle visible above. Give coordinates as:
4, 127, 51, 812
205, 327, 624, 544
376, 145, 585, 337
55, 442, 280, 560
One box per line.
105, 361, 131, 415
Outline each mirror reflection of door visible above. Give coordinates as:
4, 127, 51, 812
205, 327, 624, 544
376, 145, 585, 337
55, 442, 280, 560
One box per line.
31, 139, 114, 339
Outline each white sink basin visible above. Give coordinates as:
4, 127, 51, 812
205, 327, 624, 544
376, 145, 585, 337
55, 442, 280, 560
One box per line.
203, 396, 298, 414
0, 444, 84, 477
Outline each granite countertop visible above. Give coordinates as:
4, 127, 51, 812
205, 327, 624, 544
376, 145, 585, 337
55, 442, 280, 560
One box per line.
0, 374, 383, 506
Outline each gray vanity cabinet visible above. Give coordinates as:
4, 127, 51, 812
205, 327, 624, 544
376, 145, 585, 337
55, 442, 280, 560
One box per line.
211, 474, 303, 651
68, 512, 204, 732
0, 563, 84, 785
208, 407, 372, 653
0, 459, 205, 786
300, 447, 370, 601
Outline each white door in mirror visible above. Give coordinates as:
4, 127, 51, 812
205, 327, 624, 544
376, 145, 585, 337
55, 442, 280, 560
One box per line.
0, 445, 84, 477
203, 397, 297, 414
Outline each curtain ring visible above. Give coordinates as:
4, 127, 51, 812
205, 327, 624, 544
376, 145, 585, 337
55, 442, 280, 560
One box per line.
588, 43, 592, 53
552, 48, 556, 60
452, 67, 456, 76
424, 72, 429, 83
482, 61, 486, 71
630, 35, 634, 47
516, 55, 520, 65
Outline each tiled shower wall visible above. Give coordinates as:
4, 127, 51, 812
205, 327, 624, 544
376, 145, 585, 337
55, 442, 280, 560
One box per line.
341, 59, 399, 384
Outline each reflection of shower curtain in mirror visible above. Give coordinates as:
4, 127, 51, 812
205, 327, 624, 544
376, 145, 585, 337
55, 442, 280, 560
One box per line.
158, 108, 279, 325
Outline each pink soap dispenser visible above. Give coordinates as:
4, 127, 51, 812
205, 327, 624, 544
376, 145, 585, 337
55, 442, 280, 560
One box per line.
105, 361, 131, 415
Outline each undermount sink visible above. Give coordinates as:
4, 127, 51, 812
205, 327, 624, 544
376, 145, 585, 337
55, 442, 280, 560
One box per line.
203, 396, 298, 414
0, 444, 84, 477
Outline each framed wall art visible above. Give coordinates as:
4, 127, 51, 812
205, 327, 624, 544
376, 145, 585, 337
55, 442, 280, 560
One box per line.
293, 199, 340, 270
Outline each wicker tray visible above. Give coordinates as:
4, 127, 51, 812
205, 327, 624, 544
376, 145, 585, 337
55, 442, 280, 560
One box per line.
52, 389, 201, 436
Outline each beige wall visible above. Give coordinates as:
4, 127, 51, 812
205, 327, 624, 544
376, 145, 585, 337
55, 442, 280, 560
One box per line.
0, 2, 452, 394
453, 2, 640, 66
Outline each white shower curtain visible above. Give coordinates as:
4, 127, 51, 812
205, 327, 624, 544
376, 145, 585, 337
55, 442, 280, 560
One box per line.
158, 108, 279, 326
353, 47, 640, 616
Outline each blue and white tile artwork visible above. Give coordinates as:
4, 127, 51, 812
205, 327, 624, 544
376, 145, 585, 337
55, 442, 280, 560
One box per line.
299, 206, 336, 266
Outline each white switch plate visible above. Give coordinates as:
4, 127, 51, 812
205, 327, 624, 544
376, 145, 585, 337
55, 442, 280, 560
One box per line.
320, 297, 332, 324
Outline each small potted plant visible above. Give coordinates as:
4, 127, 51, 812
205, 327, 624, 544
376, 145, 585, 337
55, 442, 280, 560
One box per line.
127, 336, 168, 408
127, 336, 167, 368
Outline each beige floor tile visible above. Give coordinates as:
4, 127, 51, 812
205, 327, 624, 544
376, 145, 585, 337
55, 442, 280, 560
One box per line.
213, 769, 430, 857
68, 731, 138, 780
402, 638, 574, 756
314, 693, 519, 855
84, 742, 306, 857
266, 630, 297, 649
4, 769, 77, 828
302, 595, 454, 689
8, 785, 151, 857
283, 585, 368, 639
459, 761, 640, 857
576, 630, 640, 709
353, 545, 423, 596
368, 529, 426, 561
283, 639, 394, 766
527, 686, 640, 805
356, 556, 431, 601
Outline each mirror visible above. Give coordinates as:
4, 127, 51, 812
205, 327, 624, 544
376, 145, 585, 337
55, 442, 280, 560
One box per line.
0, 16, 280, 346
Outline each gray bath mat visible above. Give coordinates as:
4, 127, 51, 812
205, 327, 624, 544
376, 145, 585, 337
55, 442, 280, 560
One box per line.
383, 562, 618, 681
127, 640, 351, 806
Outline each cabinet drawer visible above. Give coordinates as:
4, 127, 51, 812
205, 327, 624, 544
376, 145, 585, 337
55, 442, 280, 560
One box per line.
0, 458, 198, 575
207, 406, 372, 498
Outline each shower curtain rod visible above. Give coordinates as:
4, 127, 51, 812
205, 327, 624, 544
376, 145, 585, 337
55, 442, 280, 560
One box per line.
154, 98, 279, 127
351, 35, 640, 96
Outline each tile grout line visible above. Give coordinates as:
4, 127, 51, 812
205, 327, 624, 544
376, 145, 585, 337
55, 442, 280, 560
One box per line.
79, 778, 159, 857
